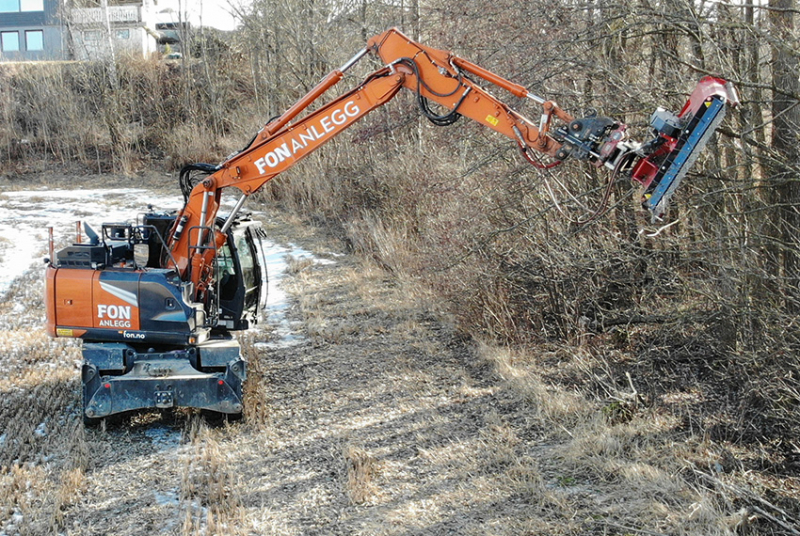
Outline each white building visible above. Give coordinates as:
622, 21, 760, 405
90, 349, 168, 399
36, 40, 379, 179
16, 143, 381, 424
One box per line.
0, 0, 64, 61
67, 1, 159, 60
1, 0, 197, 62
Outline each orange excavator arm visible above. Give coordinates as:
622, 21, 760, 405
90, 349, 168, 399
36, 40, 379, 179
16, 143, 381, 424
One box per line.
167, 28, 737, 300
167, 28, 582, 296
367, 28, 575, 157
167, 64, 405, 293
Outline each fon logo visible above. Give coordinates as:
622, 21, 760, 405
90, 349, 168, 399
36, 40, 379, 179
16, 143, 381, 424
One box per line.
255, 100, 361, 174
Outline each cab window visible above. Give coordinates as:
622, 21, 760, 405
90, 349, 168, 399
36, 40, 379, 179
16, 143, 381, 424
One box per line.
216, 242, 238, 300
235, 232, 259, 308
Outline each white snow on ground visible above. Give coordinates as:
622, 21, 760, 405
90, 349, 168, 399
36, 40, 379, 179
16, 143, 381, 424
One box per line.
0, 188, 261, 298
257, 243, 335, 348
0, 188, 182, 297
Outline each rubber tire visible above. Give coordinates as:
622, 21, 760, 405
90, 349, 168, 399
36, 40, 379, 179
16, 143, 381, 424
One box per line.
200, 409, 243, 424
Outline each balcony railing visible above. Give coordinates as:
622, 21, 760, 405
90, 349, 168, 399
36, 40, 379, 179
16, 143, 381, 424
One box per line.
71, 6, 141, 25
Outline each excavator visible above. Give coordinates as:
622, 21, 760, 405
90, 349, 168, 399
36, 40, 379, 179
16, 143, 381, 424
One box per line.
44, 28, 739, 424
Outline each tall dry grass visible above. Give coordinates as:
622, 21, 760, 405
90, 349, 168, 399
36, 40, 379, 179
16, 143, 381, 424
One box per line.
180, 418, 245, 536
0, 53, 256, 176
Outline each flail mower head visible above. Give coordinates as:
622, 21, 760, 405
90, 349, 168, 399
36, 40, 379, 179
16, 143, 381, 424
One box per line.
631, 76, 739, 219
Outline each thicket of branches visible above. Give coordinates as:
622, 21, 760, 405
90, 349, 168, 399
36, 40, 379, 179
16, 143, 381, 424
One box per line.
234, 0, 800, 459
1, 0, 799, 504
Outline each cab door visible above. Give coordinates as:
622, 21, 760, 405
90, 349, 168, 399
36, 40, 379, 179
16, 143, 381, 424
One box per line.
215, 221, 268, 331
248, 227, 269, 312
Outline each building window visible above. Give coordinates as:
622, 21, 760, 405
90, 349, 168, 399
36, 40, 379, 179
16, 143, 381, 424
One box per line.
0, 0, 20, 14
82, 30, 101, 43
1, 31, 19, 52
20, 0, 43, 11
25, 29, 43, 51
115, 29, 130, 40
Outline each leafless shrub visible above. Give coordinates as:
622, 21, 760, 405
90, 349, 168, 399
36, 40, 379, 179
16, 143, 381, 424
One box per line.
238, 332, 273, 431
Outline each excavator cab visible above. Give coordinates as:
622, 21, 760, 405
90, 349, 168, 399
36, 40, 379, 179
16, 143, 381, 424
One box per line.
136, 211, 268, 332
214, 218, 268, 332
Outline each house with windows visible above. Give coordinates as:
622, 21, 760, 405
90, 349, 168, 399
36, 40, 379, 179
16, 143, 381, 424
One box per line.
67, 1, 159, 60
0, 0, 170, 62
0, 0, 63, 61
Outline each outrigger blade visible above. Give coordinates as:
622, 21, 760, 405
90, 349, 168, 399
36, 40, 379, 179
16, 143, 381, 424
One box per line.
631, 77, 739, 219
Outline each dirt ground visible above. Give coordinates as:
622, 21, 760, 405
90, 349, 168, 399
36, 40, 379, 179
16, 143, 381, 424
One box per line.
1, 181, 798, 535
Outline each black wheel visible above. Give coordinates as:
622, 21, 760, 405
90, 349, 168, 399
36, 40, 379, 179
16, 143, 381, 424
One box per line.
226, 412, 243, 423
200, 409, 243, 424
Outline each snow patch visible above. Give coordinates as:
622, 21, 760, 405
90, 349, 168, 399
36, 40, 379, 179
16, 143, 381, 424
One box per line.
34, 422, 47, 437
259, 243, 332, 349
154, 489, 180, 506
0, 188, 243, 298
0, 189, 177, 298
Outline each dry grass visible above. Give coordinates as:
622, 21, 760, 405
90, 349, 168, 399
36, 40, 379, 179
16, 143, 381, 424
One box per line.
344, 445, 380, 505
0, 57, 256, 175
180, 418, 245, 536
1, 195, 798, 534
238, 333, 274, 433
0, 260, 88, 535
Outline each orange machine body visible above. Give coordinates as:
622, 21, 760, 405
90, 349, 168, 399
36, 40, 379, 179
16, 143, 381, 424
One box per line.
46, 264, 197, 345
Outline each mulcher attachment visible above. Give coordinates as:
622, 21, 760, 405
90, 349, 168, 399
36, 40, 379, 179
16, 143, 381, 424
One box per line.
631, 77, 739, 219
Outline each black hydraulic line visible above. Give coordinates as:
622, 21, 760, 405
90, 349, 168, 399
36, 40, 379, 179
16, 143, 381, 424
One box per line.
179, 163, 220, 203
575, 149, 638, 226
397, 58, 465, 127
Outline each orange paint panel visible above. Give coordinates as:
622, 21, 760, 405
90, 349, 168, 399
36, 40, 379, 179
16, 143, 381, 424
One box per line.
53, 269, 94, 329
45, 266, 57, 337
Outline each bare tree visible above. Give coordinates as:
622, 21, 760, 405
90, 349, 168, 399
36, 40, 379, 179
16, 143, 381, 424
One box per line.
769, 0, 800, 312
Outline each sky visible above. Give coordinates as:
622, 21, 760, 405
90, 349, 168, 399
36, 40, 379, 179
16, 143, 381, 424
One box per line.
155, 0, 249, 32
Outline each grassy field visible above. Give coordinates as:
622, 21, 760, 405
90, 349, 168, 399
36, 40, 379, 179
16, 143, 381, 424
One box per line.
1, 0, 799, 531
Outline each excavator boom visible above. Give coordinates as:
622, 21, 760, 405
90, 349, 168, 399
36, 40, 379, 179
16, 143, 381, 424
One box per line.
169, 30, 738, 293
167, 28, 582, 293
